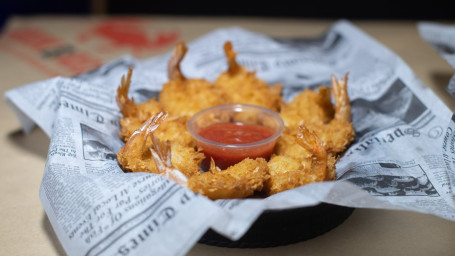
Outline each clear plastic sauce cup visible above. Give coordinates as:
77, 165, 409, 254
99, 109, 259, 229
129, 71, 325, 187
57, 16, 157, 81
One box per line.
187, 104, 284, 170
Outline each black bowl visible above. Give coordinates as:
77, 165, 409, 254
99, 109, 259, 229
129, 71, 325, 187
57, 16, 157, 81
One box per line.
199, 203, 354, 248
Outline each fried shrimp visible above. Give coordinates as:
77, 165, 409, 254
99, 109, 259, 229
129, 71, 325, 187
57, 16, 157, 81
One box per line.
116, 66, 163, 140
149, 139, 269, 200
304, 73, 355, 155
280, 86, 334, 129
187, 158, 270, 200
214, 41, 283, 112
159, 42, 227, 117
117, 113, 204, 178
280, 73, 355, 155
149, 131, 190, 186
117, 113, 167, 174
137, 114, 269, 199
116, 41, 356, 199
116, 67, 195, 147
265, 124, 333, 195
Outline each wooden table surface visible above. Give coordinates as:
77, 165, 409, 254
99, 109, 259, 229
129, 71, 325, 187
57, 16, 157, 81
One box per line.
1, 16, 454, 256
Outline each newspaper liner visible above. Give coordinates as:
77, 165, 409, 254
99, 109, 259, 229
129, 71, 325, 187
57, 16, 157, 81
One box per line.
418, 21, 455, 98
4, 20, 455, 256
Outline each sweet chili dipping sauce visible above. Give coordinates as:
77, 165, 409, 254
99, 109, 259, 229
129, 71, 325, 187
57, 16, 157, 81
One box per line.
187, 104, 284, 170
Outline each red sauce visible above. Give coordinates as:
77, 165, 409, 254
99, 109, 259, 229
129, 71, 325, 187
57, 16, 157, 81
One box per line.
197, 123, 276, 170
199, 123, 274, 145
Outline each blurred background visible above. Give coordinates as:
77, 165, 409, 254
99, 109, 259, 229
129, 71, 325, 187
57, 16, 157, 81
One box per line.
1, 0, 454, 29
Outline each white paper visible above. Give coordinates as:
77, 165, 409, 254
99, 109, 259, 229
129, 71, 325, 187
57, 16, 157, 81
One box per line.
418, 21, 455, 97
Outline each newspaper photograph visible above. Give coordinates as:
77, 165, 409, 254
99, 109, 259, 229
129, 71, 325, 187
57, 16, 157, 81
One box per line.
4, 20, 455, 256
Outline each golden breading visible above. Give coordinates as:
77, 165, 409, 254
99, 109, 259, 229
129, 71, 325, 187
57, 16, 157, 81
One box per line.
214, 41, 282, 112
280, 86, 334, 129
116, 66, 164, 140
265, 125, 332, 195
117, 113, 204, 178
116, 66, 196, 147
188, 158, 270, 200
159, 42, 227, 117
281, 73, 354, 156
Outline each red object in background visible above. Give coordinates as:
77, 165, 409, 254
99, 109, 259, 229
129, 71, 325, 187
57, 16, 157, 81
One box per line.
7, 28, 63, 51
198, 123, 276, 170
1, 19, 179, 76
3, 27, 103, 76
78, 18, 179, 55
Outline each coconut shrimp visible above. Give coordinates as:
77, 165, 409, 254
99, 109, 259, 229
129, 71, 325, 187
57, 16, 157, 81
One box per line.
280, 86, 334, 129
305, 73, 355, 155
117, 113, 204, 178
143, 115, 270, 199
187, 158, 270, 200
280, 73, 355, 155
116, 66, 163, 140
149, 130, 190, 186
116, 67, 195, 147
158, 42, 227, 117
115, 41, 357, 198
265, 124, 334, 195
214, 41, 283, 112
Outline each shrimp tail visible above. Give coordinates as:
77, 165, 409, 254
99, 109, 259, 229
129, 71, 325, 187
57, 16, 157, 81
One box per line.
121, 112, 167, 153
295, 123, 328, 181
167, 42, 188, 81
208, 157, 221, 172
224, 41, 241, 75
331, 72, 351, 122
150, 135, 172, 170
116, 66, 136, 117
117, 112, 168, 172
145, 113, 188, 186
